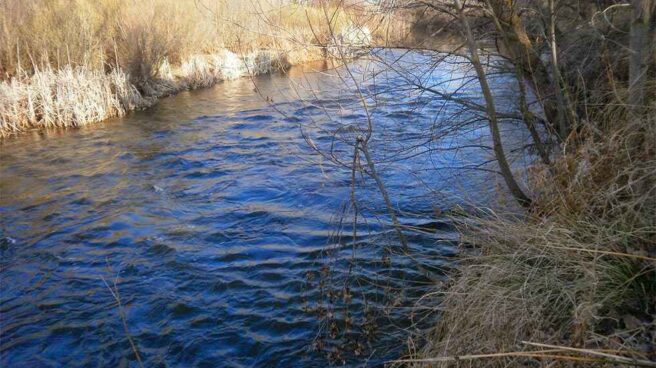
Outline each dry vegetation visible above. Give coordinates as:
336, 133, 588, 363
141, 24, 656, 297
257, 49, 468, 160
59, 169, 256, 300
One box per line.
2, 1, 651, 366
0, 0, 410, 137
390, 1, 656, 367
415, 120, 655, 366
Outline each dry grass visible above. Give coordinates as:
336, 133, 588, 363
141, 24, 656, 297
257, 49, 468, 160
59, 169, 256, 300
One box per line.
0, 0, 407, 79
412, 113, 656, 367
0, 66, 147, 136
0, 49, 299, 136
398, 2, 656, 366
0, 0, 411, 137
0, 0, 308, 78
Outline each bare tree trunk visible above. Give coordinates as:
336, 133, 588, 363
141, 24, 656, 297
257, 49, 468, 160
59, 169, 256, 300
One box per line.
485, 0, 552, 167
629, 0, 656, 120
547, 0, 577, 138
453, 0, 532, 207
487, 0, 563, 141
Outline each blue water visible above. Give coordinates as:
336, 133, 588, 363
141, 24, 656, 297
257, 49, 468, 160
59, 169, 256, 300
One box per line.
0, 50, 531, 367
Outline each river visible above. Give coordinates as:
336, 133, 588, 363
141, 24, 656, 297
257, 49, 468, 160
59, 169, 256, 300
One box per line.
0, 49, 532, 367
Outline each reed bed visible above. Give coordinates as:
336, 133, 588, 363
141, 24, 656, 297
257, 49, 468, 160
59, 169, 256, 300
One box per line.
0, 0, 408, 137
0, 66, 146, 136
0, 48, 317, 136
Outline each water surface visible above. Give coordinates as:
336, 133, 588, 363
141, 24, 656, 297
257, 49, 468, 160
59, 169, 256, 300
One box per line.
0, 50, 531, 367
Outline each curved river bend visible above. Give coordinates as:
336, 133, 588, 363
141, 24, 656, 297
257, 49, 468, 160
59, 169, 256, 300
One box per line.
0, 50, 530, 367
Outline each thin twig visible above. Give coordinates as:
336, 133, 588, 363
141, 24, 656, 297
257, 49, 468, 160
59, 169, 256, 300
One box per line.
522, 341, 656, 367
101, 275, 144, 368
358, 135, 408, 250
392, 350, 602, 364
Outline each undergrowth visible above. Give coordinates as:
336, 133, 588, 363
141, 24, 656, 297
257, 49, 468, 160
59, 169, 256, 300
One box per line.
412, 113, 655, 366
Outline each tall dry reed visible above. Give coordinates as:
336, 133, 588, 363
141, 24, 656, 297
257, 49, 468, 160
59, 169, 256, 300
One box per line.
0, 66, 146, 136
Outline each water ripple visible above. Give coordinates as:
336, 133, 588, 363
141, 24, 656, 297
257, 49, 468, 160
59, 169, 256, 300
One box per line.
0, 50, 528, 367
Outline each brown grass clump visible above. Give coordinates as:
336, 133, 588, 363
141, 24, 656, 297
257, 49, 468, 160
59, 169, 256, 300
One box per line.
412, 113, 655, 367
0, 66, 147, 136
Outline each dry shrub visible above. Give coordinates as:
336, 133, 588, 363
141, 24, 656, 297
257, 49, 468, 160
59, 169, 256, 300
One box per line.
0, 0, 218, 78
114, 0, 199, 91
416, 113, 656, 367
0, 0, 116, 76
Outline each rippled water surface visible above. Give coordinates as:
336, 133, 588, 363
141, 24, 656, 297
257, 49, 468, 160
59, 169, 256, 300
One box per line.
1, 50, 530, 367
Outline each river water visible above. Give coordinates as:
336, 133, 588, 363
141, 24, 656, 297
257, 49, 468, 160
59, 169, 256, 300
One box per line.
0, 50, 531, 367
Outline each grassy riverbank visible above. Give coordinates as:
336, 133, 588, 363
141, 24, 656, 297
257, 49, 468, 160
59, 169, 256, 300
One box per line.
416, 119, 655, 366
0, 0, 409, 137
400, 1, 656, 366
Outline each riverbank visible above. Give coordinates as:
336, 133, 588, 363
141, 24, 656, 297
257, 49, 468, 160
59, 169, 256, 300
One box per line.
0, 0, 409, 138
402, 1, 655, 366
0, 46, 324, 137
412, 119, 655, 366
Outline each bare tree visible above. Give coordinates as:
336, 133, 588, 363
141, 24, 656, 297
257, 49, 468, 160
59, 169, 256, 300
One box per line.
484, 0, 552, 167
453, 0, 532, 207
547, 0, 577, 138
